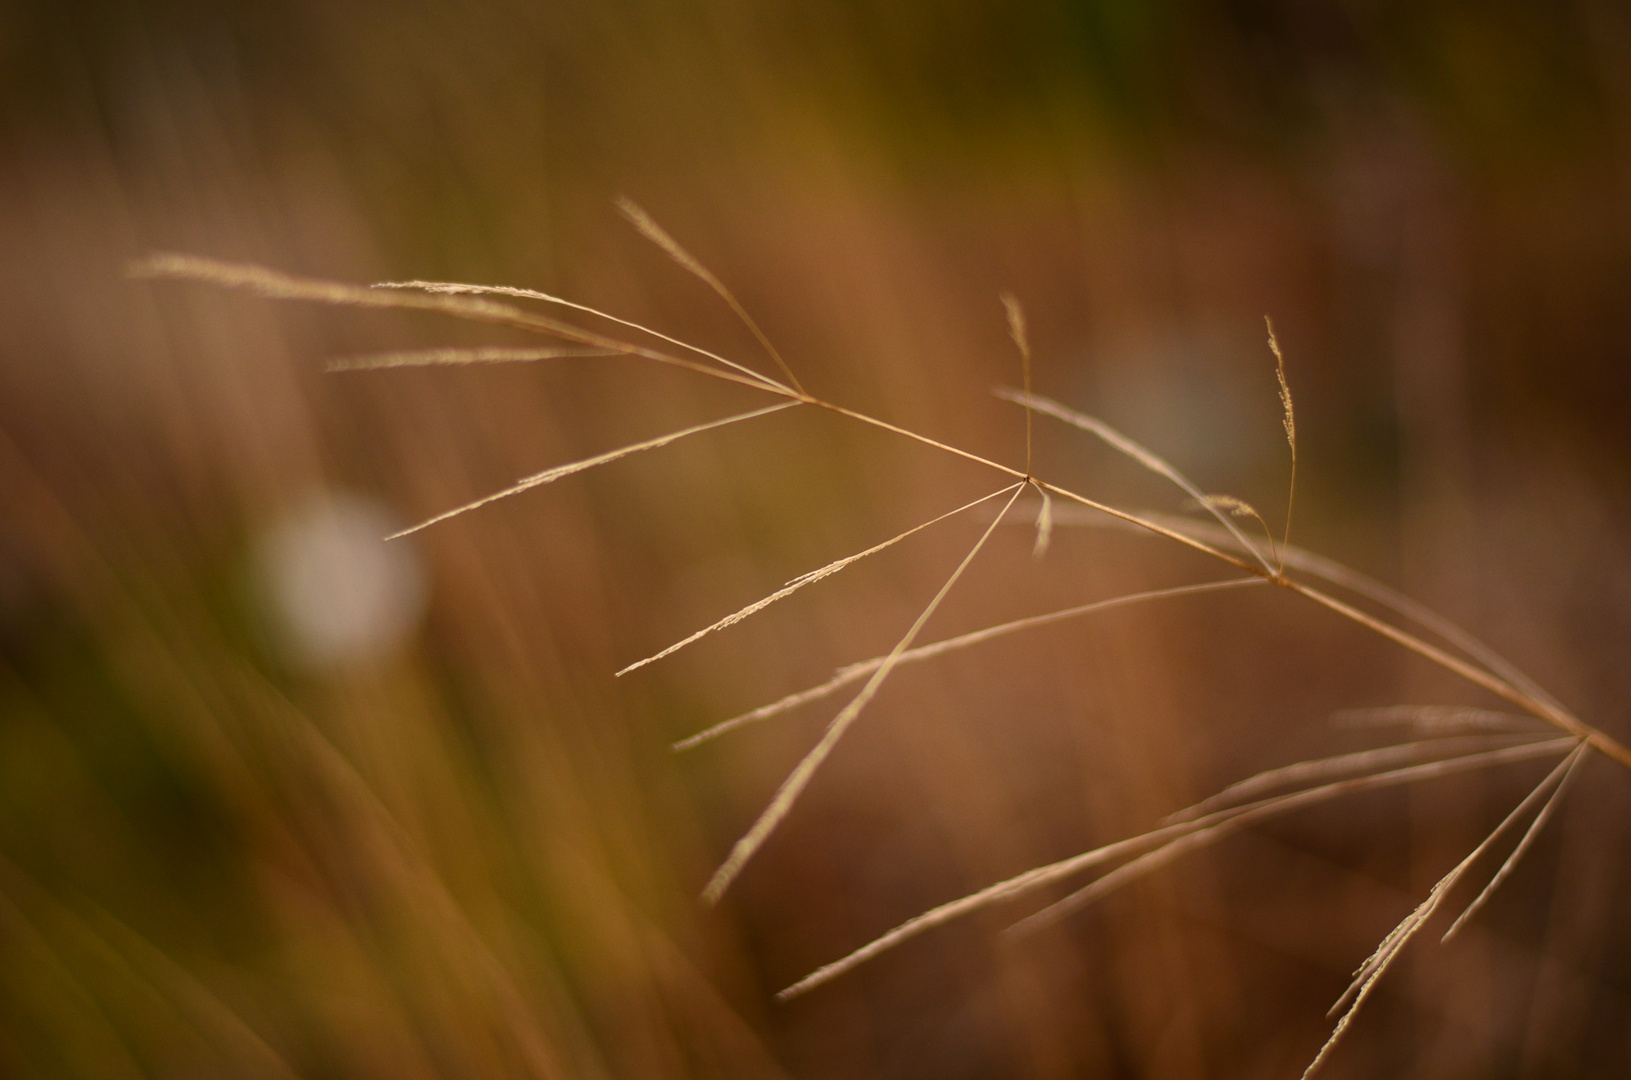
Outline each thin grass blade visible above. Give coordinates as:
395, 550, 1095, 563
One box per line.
388, 401, 799, 539
674, 577, 1261, 751
1030, 482, 1053, 559
1442, 742, 1588, 942
1266, 317, 1297, 572
1044, 506, 1570, 718
620, 487, 1017, 676
1009, 738, 1572, 941
326, 346, 615, 371
700, 484, 1025, 904
378, 277, 792, 392
1001, 293, 1035, 476
132, 253, 568, 330
617, 197, 804, 393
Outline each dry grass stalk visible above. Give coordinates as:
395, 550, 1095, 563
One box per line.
131, 209, 1631, 1075
377, 276, 793, 391
618, 485, 1019, 676
1040, 505, 1570, 716
131, 252, 785, 393
1440, 742, 1588, 943
386, 401, 800, 539
1010, 741, 1580, 941
1303, 743, 1587, 1078
699, 482, 1027, 903
1029, 482, 1054, 559
616, 197, 804, 393
326, 346, 617, 371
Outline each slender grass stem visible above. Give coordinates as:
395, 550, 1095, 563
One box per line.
700, 484, 1026, 904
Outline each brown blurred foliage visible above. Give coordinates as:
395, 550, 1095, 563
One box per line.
3, 1, 1631, 1077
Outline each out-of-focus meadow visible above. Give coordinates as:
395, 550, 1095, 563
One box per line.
4, 2, 1631, 1076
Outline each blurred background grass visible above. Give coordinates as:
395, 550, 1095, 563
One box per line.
3, 1, 1631, 1076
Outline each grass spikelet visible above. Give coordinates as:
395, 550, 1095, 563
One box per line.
700, 484, 1025, 904
618, 486, 1017, 676
1266, 316, 1297, 574
1000, 293, 1035, 476
1195, 494, 1278, 564
326, 346, 615, 371
617, 197, 804, 393
1030, 482, 1053, 559
1306, 897, 1431, 1077
387, 401, 799, 539
1196, 493, 1259, 518
673, 578, 1262, 751
132, 253, 568, 328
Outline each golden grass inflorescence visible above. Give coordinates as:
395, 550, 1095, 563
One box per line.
129, 205, 1631, 1078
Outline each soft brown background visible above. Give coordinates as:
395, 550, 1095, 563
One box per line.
3, 2, 1631, 1077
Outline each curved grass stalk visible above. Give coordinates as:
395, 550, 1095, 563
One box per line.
1043, 505, 1568, 717
1000, 294, 1036, 478
1281, 578, 1627, 770
1194, 493, 1281, 567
